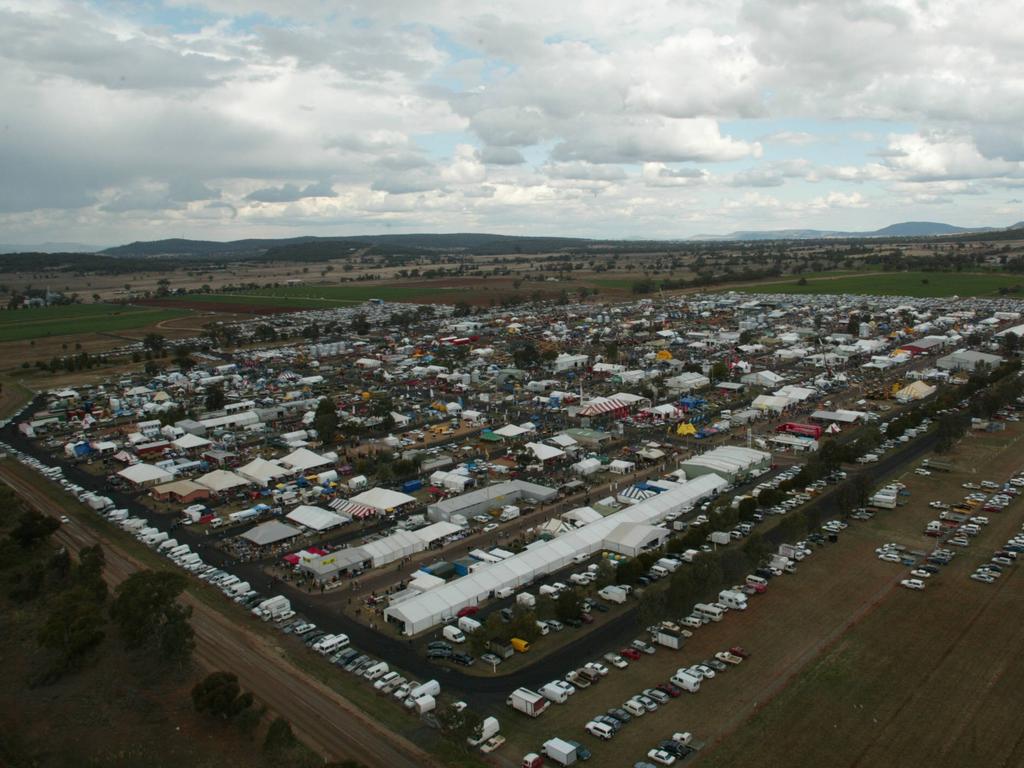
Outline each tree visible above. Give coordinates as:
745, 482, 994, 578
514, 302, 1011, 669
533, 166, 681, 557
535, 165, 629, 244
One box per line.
8, 510, 60, 549
110, 570, 194, 662
709, 361, 729, 381
37, 587, 106, 676
205, 383, 226, 412
437, 703, 483, 749
512, 342, 539, 370
191, 671, 254, 720
314, 398, 339, 445
554, 588, 582, 622
142, 333, 166, 355
263, 717, 297, 752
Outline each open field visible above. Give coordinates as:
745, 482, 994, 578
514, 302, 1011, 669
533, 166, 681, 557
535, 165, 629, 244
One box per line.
0, 303, 192, 342
701, 426, 1024, 768
735, 270, 1024, 297
497, 423, 1024, 768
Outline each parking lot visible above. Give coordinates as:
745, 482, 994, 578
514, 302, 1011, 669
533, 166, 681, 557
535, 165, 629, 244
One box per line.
497, 420, 1024, 767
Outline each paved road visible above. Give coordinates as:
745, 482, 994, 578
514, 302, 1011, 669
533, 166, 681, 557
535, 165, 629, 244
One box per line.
0, 462, 439, 768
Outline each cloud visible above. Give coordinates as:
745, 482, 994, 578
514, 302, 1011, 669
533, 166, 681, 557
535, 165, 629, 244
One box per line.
245, 181, 336, 203
641, 163, 709, 187
479, 146, 525, 165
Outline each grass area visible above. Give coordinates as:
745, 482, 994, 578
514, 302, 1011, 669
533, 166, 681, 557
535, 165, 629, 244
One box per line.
174, 284, 448, 308
0, 303, 191, 342
735, 270, 1024, 297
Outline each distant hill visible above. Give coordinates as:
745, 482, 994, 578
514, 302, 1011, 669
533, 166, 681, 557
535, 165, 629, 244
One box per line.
693, 221, 1001, 241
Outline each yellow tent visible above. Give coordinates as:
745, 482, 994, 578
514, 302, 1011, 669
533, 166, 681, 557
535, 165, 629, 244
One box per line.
656, 349, 673, 361
676, 423, 697, 436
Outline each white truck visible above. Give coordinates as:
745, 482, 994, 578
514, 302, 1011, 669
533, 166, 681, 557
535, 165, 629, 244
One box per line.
499, 505, 521, 522
252, 595, 290, 620
598, 585, 627, 604
542, 738, 578, 766
506, 687, 549, 718
539, 682, 569, 704
516, 592, 536, 608
778, 543, 805, 561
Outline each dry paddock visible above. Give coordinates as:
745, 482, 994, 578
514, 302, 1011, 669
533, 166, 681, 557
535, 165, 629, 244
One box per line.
498, 423, 1024, 768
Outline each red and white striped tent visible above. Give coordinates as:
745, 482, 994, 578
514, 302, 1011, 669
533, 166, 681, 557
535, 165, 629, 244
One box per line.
330, 499, 377, 519
578, 396, 630, 418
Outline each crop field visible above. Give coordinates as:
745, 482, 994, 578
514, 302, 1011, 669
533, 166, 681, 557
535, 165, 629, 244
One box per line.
497, 424, 1024, 768
0, 303, 192, 342
736, 270, 1024, 297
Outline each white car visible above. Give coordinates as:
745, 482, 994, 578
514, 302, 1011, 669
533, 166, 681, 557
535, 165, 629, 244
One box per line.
878, 552, 902, 563
909, 569, 931, 579
648, 748, 677, 766
603, 653, 628, 669
585, 661, 609, 677
482, 523, 499, 533
900, 578, 926, 590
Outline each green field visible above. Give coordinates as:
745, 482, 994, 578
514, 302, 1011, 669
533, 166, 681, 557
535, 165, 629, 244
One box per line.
0, 304, 192, 342
736, 270, 1024, 297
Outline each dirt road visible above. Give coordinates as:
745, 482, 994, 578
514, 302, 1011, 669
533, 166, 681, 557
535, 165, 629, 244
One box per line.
0, 464, 439, 768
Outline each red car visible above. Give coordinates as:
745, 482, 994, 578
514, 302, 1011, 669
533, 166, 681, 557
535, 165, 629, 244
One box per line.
580, 613, 594, 624
456, 606, 479, 618
729, 646, 750, 659
656, 682, 682, 698
619, 647, 642, 661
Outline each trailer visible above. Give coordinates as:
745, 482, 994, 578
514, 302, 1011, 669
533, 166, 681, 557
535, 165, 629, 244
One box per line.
506, 688, 549, 718
776, 422, 824, 440
542, 738, 578, 766
655, 628, 684, 649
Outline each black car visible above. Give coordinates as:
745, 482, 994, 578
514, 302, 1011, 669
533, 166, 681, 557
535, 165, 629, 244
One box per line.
754, 568, 774, 580
657, 740, 687, 757
564, 617, 583, 628
591, 602, 610, 613
607, 707, 632, 723
636, 576, 652, 587
452, 652, 475, 666
427, 648, 453, 660
427, 640, 452, 651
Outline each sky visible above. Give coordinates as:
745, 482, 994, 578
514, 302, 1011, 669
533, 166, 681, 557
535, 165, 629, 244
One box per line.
1, 0, 1023, 245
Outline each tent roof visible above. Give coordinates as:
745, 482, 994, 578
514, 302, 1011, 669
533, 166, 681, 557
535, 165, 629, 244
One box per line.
117, 463, 173, 485
240, 520, 301, 546
279, 447, 332, 471
195, 469, 249, 492
349, 487, 417, 511
237, 457, 290, 483
171, 433, 211, 450
526, 442, 565, 461
286, 505, 347, 531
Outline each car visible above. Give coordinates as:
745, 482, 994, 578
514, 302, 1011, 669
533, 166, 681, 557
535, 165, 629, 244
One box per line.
672, 732, 694, 746
564, 617, 583, 628
656, 681, 683, 698
592, 714, 622, 732
452, 652, 475, 666
585, 661, 609, 677
909, 569, 931, 579
632, 639, 657, 655
566, 740, 591, 761
716, 651, 744, 665
591, 602, 610, 613
480, 653, 502, 666
59, 515, 70, 523
647, 748, 677, 766
620, 647, 642, 660
607, 707, 632, 724
553, 680, 576, 696
427, 641, 452, 652
643, 687, 670, 704
900, 578, 926, 590
604, 653, 628, 669
730, 646, 750, 658
427, 648, 453, 660
634, 763, 658, 768
693, 663, 716, 679
971, 572, 996, 583
482, 523, 499, 533
706, 658, 728, 672
546, 619, 565, 631
634, 694, 659, 712
393, 681, 414, 700
580, 612, 595, 624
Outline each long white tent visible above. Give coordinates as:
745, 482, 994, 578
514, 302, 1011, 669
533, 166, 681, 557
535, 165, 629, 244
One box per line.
384, 474, 726, 635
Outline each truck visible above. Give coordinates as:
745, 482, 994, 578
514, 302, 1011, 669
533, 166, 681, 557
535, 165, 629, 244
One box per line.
252, 595, 290, 620
506, 688, 549, 717
516, 592, 536, 609
412, 694, 436, 714
922, 458, 954, 472
539, 683, 569, 704
709, 530, 732, 546
598, 585, 627, 604
680, 548, 699, 563
769, 554, 793, 571
467, 716, 501, 747
778, 543, 805, 561
655, 627, 684, 649
499, 505, 521, 522
542, 738, 578, 766
656, 557, 681, 573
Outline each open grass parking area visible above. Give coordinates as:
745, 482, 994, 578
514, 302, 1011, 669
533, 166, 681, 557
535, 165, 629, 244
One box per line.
172, 283, 464, 310
736, 270, 1024, 297
0, 303, 192, 342
497, 423, 1024, 768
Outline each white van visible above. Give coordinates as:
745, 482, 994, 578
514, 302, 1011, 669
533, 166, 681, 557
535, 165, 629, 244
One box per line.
535, 620, 550, 636
442, 625, 466, 644
650, 565, 669, 579
585, 721, 614, 740
670, 670, 701, 693
693, 602, 725, 622
363, 661, 389, 681
318, 634, 350, 654
539, 683, 567, 704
